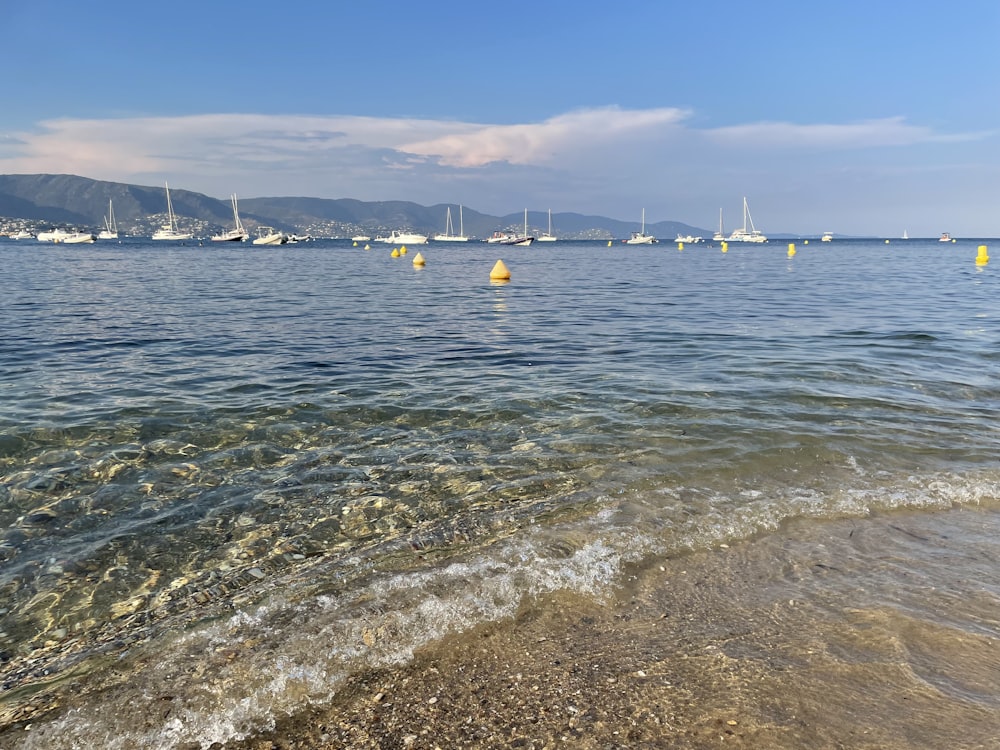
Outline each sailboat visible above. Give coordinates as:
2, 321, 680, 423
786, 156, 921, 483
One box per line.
537, 208, 557, 241
151, 183, 193, 240
902, 230, 909, 240
712, 208, 726, 241
98, 199, 118, 240
625, 208, 656, 244
433, 205, 469, 241
726, 197, 767, 243
211, 194, 249, 242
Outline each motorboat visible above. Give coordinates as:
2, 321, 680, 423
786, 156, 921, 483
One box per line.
939, 232, 952, 242
351, 234, 371, 242
252, 227, 287, 245
675, 234, 703, 244
151, 183, 193, 240
487, 209, 533, 245
37, 228, 95, 243
8, 229, 32, 239
377, 230, 428, 244
211, 194, 249, 242
624, 208, 656, 244
821, 232, 833, 242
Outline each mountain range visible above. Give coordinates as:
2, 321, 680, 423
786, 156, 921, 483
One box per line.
0, 174, 712, 240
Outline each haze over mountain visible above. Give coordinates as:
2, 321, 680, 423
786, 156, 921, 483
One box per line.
0, 174, 713, 240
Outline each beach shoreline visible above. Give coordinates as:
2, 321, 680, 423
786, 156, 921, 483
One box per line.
209, 507, 1000, 750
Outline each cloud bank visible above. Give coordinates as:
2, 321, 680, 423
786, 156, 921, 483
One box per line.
0, 107, 990, 234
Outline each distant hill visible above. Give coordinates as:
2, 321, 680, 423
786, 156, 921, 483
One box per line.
0, 174, 713, 240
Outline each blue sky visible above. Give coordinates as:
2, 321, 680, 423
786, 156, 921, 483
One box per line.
3, 0, 999, 236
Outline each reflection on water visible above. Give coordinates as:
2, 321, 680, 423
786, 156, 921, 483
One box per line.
1, 238, 999, 746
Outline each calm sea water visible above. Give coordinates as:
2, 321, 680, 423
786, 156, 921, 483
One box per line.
2, 236, 999, 747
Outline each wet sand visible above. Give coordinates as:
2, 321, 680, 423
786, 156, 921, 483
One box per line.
219, 508, 1000, 750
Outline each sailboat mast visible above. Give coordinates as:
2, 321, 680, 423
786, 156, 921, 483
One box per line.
459, 205, 464, 237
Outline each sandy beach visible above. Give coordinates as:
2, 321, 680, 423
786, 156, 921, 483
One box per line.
216, 508, 1000, 750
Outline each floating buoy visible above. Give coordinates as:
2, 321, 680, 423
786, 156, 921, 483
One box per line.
787, 243, 796, 257
607, 240, 612, 247
803, 240, 809, 245
721, 241, 728, 253
678, 241, 684, 250
352, 241, 357, 247
885, 239, 890, 244
390, 248, 400, 258
400, 245, 407, 255
364, 244, 370, 250
412, 251, 425, 266
490, 259, 511, 281
976, 245, 989, 265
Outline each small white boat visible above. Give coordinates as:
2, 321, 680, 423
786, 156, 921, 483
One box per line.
726, 197, 767, 243
98, 199, 118, 240
902, 230, 909, 240
939, 232, 952, 242
625, 208, 656, 244
351, 234, 371, 242
433, 205, 469, 242
37, 228, 95, 243
377, 230, 428, 244
211, 194, 249, 242
252, 227, 286, 245
151, 182, 193, 240
675, 234, 703, 244
8, 229, 32, 240
821, 232, 833, 242
537, 208, 557, 241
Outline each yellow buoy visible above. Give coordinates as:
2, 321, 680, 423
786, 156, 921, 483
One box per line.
607, 240, 612, 247
352, 241, 357, 247
721, 241, 728, 253
787, 243, 796, 257
976, 245, 989, 265
885, 239, 890, 244
412, 252, 426, 266
390, 248, 400, 258
804, 239, 809, 245
489, 259, 511, 281
364, 244, 370, 250
678, 241, 684, 250
400, 245, 407, 255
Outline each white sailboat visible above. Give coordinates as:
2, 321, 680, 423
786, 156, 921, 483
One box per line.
625, 208, 656, 244
712, 208, 726, 241
433, 205, 469, 241
902, 230, 909, 240
98, 199, 118, 240
151, 183, 193, 241
211, 194, 249, 242
537, 208, 557, 241
726, 197, 767, 243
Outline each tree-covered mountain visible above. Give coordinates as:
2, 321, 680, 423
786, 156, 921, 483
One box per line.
0, 174, 712, 239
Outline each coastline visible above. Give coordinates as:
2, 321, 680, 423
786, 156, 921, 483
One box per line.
214, 506, 1000, 750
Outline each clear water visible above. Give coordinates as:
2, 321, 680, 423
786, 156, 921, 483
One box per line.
1, 237, 999, 747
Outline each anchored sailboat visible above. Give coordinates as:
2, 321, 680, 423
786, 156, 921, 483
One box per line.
625, 208, 656, 244
98, 199, 118, 240
433, 205, 469, 241
726, 197, 767, 243
151, 183, 193, 240
211, 194, 249, 242
537, 208, 557, 241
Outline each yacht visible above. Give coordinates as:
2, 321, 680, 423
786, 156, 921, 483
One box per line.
252, 227, 287, 245
487, 209, 533, 245
939, 232, 953, 242
37, 228, 95, 244
821, 232, 833, 242
377, 230, 428, 244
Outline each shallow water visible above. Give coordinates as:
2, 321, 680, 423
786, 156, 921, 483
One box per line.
1, 237, 999, 747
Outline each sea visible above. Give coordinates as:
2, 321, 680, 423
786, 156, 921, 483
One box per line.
1, 236, 999, 748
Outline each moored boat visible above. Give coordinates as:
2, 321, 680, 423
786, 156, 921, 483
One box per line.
624, 208, 656, 244
377, 230, 428, 244
151, 183, 193, 240
726, 197, 767, 243
211, 194, 249, 242
252, 227, 286, 245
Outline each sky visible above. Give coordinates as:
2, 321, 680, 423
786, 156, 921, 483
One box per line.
2, 0, 999, 236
